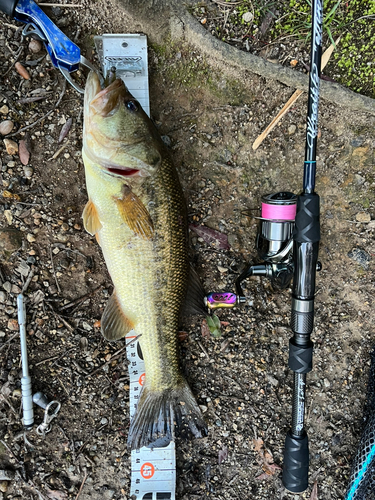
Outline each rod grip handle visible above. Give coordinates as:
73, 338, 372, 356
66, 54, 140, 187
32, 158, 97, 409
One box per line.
282, 431, 309, 493
0, 0, 19, 17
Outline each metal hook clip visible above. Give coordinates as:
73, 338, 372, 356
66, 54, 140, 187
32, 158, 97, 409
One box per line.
36, 400, 61, 436
33, 393, 61, 436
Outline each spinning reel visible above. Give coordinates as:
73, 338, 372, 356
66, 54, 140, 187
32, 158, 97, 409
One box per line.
205, 191, 311, 310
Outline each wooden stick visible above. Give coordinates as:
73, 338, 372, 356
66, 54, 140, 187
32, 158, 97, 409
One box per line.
252, 38, 340, 151
252, 89, 303, 150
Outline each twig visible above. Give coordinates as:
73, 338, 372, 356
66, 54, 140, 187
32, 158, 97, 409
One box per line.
22, 267, 35, 293
252, 38, 340, 150
49, 245, 61, 294
196, 340, 210, 359
9, 79, 67, 137
45, 302, 73, 331
252, 89, 304, 150
48, 143, 68, 161
60, 285, 103, 311
85, 335, 141, 378
0, 332, 19, 352
35, 354, 60, 366
0, 439, 20, 463
75, 471, 88, 500
1, 45, 23, 78
57, 375, 70, 398
0, 394, 18, 415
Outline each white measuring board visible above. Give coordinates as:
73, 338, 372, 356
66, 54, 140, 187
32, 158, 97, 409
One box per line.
126, 335, 176, 500
95, 34, 176, 499
94, 34, 150, 117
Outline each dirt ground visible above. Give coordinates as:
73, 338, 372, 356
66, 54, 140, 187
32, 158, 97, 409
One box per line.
0, 1, 375, 499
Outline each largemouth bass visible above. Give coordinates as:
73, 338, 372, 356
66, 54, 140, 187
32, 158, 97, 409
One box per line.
82, 72, 207, 450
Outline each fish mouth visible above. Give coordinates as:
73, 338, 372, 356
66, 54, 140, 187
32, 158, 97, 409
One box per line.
106, 166, 140, 177
90, 78, 127, 117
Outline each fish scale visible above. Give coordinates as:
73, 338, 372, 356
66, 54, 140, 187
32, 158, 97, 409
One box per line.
81, 72, 207, 449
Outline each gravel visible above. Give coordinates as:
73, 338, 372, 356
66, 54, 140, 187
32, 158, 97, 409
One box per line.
0, 1, 374, 499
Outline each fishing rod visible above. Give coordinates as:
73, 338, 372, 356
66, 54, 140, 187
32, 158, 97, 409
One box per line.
281, 0, 322, 492
206, 0, 323, 492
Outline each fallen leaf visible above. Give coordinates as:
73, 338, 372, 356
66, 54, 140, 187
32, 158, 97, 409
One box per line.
290, 59, 298, 67
46, 489, 68, 500
189, 224, 230, 250
259, 9, 276, 37
2, 190, 21, 201
201, 318, 211, 338
15, 62, 30, 80
218, 447, 228, 464
178, 331, 188, 341
93, 320, 101, 328
255, 472, 272, 481
253, 438, 281, 479
206, 314, 221, 338
252, 438, 264, 453
310, 480, 318, 500
19, 139, 30, 165
58, 117, 72, 143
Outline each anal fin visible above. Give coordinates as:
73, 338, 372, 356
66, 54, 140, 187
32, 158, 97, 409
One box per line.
82, 199, 102, 236
102, 291, 134, 341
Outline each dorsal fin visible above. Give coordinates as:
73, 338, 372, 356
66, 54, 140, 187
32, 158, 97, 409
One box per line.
101, 291, 135, 341
181, 265, 207, 317
82, 199, 102, 236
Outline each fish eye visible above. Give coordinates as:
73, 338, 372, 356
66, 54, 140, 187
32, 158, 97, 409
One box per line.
126, 100, 138, 112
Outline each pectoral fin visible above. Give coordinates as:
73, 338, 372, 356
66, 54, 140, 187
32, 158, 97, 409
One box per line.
102, 291, 134, 341
114, 186, 154, 240
82, 199, 102, 236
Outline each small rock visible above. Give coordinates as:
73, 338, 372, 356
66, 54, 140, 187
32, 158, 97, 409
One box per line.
7, 319, 19, 331
0, 481, 7, 493
100, 417, 108, 425
26, 233, 36, 243
0, 292, 6, 303
12, 389, 21, 397
324, 378, 330, 388
0, 105, 9, 115
28, 39, 42, 54
354, 174, 365, 185
11, 285, 21, 294
23, 166, 33, 178
0, 120, 14, 136
3, 138, 18, 155
2, 282, 11, 293
242, 11, 253, 23
348, 247, 371, 270
4, 210, 12, 225
217, 266, 228, 273
288, 124, 297, 135
355, 212, 371, 223
368, 221, 375, 229
16, 260, 30, 277
0, 228, 23, 259
0, 470, 14, 481
161, 135, 172, 147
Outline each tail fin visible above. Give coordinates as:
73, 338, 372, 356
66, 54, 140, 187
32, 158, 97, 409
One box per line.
127, 380, 207, 450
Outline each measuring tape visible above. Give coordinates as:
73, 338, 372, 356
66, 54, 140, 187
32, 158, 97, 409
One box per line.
126, 336, 176, 499
93, 34, 176, 499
